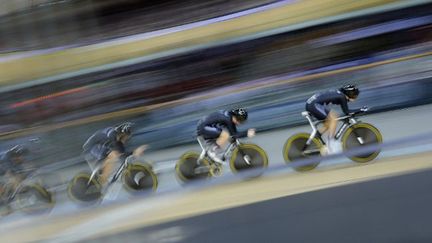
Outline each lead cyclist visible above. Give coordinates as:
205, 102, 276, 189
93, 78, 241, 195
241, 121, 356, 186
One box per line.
305, 84, 367, 154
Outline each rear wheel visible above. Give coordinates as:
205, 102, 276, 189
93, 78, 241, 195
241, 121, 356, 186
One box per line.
283, 133, 323, 171
67, 172, 102, 204
341, 123, 383, 163
175, 152, 211, 184
122, 162, 158, 193
230, 143, 268, 178
16, 184, 55, 214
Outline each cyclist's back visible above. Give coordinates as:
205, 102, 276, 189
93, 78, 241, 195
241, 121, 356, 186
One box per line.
83, 127, 125, 164
0, 146, 28, 177
306, 89, 352, 118
197, 110, 247, 139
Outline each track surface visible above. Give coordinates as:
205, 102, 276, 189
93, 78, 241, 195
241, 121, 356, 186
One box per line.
2, 150, 432, 242
90, 168, 432, 243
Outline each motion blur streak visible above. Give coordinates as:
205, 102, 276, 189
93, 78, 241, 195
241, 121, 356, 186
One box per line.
9, 87, 87, 108
0, 50, 430, 141
0, 0, 401, 84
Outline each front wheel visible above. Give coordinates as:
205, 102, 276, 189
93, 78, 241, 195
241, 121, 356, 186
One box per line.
283, 133, 323, 172
175, 152, 211, 184
16, 184, 55, 214
67, 172, 102, 204
122, 162, 158, 193
341, 123, 383, 163
230, 143, 268, 178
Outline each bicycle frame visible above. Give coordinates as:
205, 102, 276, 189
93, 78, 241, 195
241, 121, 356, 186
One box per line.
302, 111, 359, 146
87, 156, 131, 186
7, 169, 41, 201
196, 136, 239, 165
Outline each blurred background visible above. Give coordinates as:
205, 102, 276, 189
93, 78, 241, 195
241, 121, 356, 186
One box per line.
0, 0, 431, 162
0, 0, 432, 237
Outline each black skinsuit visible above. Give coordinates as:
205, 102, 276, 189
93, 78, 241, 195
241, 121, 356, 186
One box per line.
306, 89, 360, 120
197, 110, 247, 140
82, 127, 126, 164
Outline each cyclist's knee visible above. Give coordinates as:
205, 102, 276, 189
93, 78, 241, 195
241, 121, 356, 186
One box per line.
326, 112, 337, 124
328, 110, 338, 119
220, 130, 230, 141
107, 150, 121, 160
220, 130, 229, 139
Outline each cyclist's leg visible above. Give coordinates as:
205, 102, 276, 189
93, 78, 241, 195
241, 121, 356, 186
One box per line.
200, 126, 225, 163
100, 150, 121, 185
0, 178, 7, 202
306, 103, 328, 122
326, 110, 338, 139
5, 171, 22, 192
307, 103, 330, 155
307, 104, 338, 139
85, 144, 115, 184
1, 173, 17, 202
216, 129, 230, 147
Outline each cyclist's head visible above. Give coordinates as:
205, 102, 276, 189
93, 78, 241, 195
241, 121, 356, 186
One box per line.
114, 122, 134, 140
230, 107, 248, 124
340, 84, 359, 100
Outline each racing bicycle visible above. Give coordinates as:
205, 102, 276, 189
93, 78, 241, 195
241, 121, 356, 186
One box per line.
0, 169, 56, 216
68, 153, 158, 204
176, 136, 268, 183
283, 108, 383, 171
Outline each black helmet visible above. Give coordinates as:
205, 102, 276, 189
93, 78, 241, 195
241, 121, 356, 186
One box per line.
9, 144, 29, 157
340, 84, 360, 99
230, 108, 248, 122
114, 122, 134, 135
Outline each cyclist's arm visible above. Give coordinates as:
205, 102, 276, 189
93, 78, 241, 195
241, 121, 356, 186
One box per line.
111, 141, 126, 154
225, 120, 248, 138
104, 128, 126, 154
110, 137, 134, 161
339, 96, 361, 115
83, 133, 103, 152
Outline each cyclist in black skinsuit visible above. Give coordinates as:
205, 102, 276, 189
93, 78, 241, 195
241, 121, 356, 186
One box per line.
197, 108, 255, 163
306, 84, 366, 153
82, 122, 146, 184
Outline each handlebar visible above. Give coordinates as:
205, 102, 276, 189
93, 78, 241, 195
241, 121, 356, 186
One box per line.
349, 106, 370, 116
337, 106, 370, 121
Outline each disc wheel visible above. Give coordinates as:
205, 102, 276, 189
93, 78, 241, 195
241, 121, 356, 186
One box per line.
283, 133, 323, 172
175, 152, 211, 184
67, 172, 102, 204
341, 123, 383, 163
16, 184, 55, 214
122, 162, 158, 193
229, 143, 268, 178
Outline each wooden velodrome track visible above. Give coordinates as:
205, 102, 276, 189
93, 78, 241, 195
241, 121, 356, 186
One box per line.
1, 151, 432, 242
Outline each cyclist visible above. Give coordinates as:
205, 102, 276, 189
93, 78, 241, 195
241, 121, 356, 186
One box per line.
82, 122, 146, 185
196, 108, 255, 163
0, 145, 30, 202
305, 84, 366, 153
